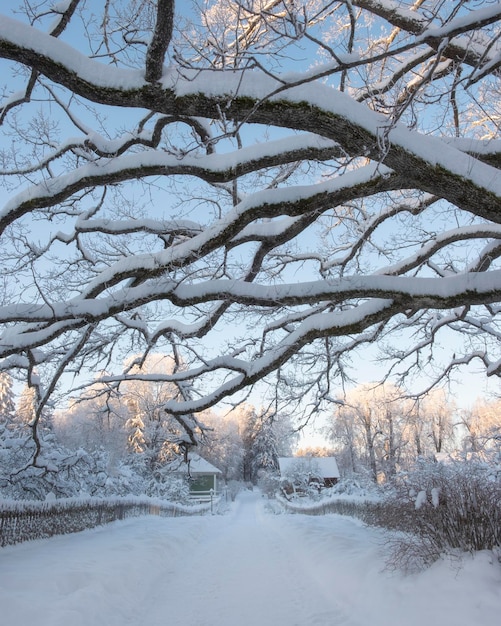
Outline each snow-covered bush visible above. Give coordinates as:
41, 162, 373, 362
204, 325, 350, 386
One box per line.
326, 472, 381, 499
0, 430, 191, 502
226, 480, 244, 501
145, 474, 190, 502
257, 469, 280, 498
384, 459, 501, 570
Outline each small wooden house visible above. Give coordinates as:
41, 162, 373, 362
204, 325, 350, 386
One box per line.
183, 453, 222, 497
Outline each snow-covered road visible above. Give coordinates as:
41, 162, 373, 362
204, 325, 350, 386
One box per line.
1, 490, 500, 626
138, 491, 357, 626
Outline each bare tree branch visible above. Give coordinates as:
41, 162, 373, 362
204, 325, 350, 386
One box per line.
0, 1, 500, 448
145, 0, 174, 83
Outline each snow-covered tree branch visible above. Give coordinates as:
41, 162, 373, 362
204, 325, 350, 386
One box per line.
0, 0, 500, 454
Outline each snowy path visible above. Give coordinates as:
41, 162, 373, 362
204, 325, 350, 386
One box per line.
136, 491, 355, 626
1, 490, 500, 626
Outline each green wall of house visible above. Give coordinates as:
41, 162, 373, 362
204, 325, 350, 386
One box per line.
190, 474, 216, 492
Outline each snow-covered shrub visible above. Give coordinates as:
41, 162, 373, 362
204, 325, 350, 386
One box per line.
145, 474, 190, 502
257, 469, 280, 498
326, 472, 381, 498
0, 422, 193, 501
384, 459, 501, 570
226, 479, 243, 501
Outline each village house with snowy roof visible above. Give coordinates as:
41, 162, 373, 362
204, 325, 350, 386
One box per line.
174, 453, 222, 501
278, 456, 340, 495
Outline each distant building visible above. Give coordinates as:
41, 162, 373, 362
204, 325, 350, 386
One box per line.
278, 456, 340, 493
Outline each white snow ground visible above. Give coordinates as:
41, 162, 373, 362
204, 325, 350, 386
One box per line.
0, 490, 500, 626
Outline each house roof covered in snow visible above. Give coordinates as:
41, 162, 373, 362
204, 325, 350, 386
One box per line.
187, 454, 222, 475
278, 456, 340, 479
169, 453, 222, 475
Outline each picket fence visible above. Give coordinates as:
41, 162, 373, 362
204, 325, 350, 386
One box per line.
0, 497, 210, 547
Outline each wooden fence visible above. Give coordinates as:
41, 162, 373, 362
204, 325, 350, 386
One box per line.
278, 495, 384, 523
277, 494, 417, 532
0, 497, 210, 548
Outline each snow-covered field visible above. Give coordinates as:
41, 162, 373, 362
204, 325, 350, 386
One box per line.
0, 490, 500, 626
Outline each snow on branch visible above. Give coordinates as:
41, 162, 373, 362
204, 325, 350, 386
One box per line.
0, 0, 500, 438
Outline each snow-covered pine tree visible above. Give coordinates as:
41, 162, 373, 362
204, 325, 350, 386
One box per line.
16, 384, 37, 428
251, 413, 279, 479
0, 372, 15, 428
